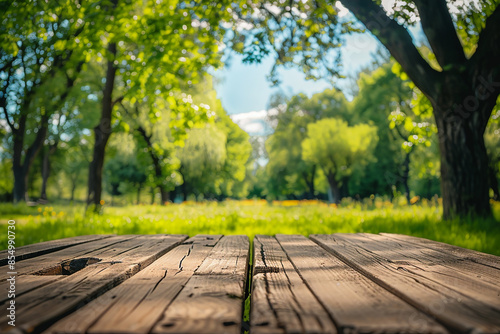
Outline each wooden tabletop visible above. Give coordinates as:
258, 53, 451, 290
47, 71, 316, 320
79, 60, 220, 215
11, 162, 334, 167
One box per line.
1, 233, 499, 334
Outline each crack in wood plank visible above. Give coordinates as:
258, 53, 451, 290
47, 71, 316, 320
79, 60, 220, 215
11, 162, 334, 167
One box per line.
44, 234, 221, 334
1, 235, 187, 334
152, 235, 249, 334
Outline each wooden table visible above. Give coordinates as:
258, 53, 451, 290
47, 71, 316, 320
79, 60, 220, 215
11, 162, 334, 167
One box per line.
1, 233, 499, 334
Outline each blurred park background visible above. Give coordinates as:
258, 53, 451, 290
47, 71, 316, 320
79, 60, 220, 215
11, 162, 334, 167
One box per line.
1, 0, 499, 254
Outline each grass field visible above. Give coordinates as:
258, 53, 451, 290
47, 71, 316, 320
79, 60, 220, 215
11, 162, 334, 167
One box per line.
1, 200, 500, 255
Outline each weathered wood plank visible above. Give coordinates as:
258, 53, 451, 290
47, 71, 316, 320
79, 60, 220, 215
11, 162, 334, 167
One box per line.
359, 233, 500, 307
0, 234, 114, 266
152, 235, 249, 334
0, 235, 139, 282
0, 275, 63, 304
381, 232, 500, 270
0, 235, 187, 334
45, 235, 222, 334
0, 236, 140, 304
251, 235, 337, 334
278, 234, 447, 334
312, 233, 500, 333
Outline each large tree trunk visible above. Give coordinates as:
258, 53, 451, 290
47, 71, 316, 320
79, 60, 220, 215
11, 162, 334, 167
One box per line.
436, 119, 491, 218
12, 113, 49, 203
433, 82, 493, 219
86, 43, 117, 212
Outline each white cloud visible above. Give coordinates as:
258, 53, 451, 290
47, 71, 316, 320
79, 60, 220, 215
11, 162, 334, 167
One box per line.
243, 122, 265, 134
231, 109, 268, 123
230, 109, 278, 136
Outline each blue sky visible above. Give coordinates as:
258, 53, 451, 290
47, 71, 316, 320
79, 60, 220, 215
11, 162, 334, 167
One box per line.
214, 30, 384, 136
213, 30, 382, 116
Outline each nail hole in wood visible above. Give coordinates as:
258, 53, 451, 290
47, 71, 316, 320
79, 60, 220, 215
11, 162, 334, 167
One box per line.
162, 323, 175, 328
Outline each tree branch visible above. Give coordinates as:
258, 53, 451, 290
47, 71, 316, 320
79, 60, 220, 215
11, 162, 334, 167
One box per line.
112, 96, 125, 109
470, 4, 500, 79
54, 60, 84, 111
118, 100, 135, 119
413, 0, 466, 68
1, 67, 14, 131
340, 0, 442, 102
393, 122, 407, 141
23, 113, 49, 171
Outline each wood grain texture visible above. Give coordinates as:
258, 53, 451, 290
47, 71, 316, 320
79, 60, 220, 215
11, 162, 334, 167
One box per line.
251, 235, 337, 334
152, 235, 249, 334
311, 233, 500, 333
0, 235, 113, 266
1, 235, 187, 334
278, 234, 447, 334
359, 233, 500, 307
380, 233, 500, 270
0, 235, 138, 281
45, 235, 222, 334
0, 275, 63, 304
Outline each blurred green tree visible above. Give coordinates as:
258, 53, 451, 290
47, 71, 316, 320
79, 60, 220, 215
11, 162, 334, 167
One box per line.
266, 90, 350, 199
302, 118, 378, 203
178, 124, 227, 200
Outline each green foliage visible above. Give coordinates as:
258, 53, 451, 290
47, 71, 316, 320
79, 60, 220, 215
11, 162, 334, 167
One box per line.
221, 0, 362, 84
1, 202, 500, 256
302, 118, 378, 184
265, 89, 350, 199
350, 61, 411, 197
104, 134, 147, 197
0, 159, 13, 198
485, 102, 500, 159
485, 100, 500, 198
178, 124, 227, 197
216, 112, 252, 198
